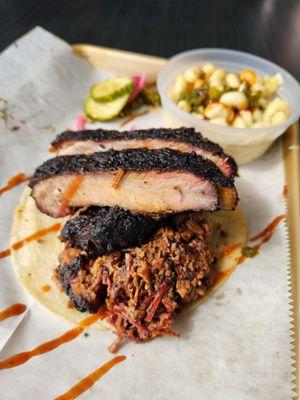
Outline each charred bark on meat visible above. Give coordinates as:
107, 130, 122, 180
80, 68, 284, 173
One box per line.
52, 127, 237, 177
61, 206, 166, 256
29, 148, 235, 187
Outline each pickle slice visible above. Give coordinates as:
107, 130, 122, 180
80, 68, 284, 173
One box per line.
84, 93, 130, 121
90, 77, 134, 102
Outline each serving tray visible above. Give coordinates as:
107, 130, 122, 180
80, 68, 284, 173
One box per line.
74, 43, 299, 398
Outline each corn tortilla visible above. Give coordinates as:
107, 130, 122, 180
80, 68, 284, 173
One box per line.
11, 187, 247, 329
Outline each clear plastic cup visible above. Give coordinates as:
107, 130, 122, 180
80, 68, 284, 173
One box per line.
157, 49, 300, 165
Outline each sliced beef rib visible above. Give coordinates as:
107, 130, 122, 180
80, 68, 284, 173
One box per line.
29, 148, 238, 218
52, 127, 237, 178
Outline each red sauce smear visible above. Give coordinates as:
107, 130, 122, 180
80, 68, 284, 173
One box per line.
238, 214, 285, 265
112, 168, 125, 189
250, 214, 285, 242
219, 242, 244, 257
283, 185, 288, 198
54, 355, 126, 400
48, 146, 57, 153
0, 173, 31, 196
213, 269, 233, 285
119, 110, 149, 128
0, 223, 62, 259
0, 308, 108, 370
41, 284, 51, 292
0, 303, 26, 322
214, 215, 285, 279
78, 310, 110, 327
59, 176, 84, 214
237, 255, 247, 265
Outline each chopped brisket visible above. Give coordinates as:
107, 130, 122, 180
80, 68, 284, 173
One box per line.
55, 214, 215, 341
57, 247, 106, 313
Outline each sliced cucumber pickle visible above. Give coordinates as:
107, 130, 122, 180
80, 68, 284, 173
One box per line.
90, 77, 134, 102
84, 93, 130, 121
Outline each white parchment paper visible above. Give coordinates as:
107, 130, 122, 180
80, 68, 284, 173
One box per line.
0, 27, 294, 399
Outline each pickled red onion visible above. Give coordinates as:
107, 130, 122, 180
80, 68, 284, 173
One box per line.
127, 72, 147, 104
74, 115, 86, 131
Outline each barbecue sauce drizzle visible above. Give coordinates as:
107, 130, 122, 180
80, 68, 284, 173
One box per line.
59, 175, 84, 214
112, 168, 125, 189
0, 212, 285, 371
0, 308, 109, 370
250, 214, 285, 243
0, 223, 62, 259
236, 214, 285, 264
214, 214, 285, 283
0, 177, 83, 259
0, 173, 31, 196
41, 285, 51, 292
219, 242, 244, 257
0, 304, 26, 322
54, 355, 126, 400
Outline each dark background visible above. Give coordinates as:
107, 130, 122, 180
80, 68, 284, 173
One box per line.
1, 0, 300, 80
